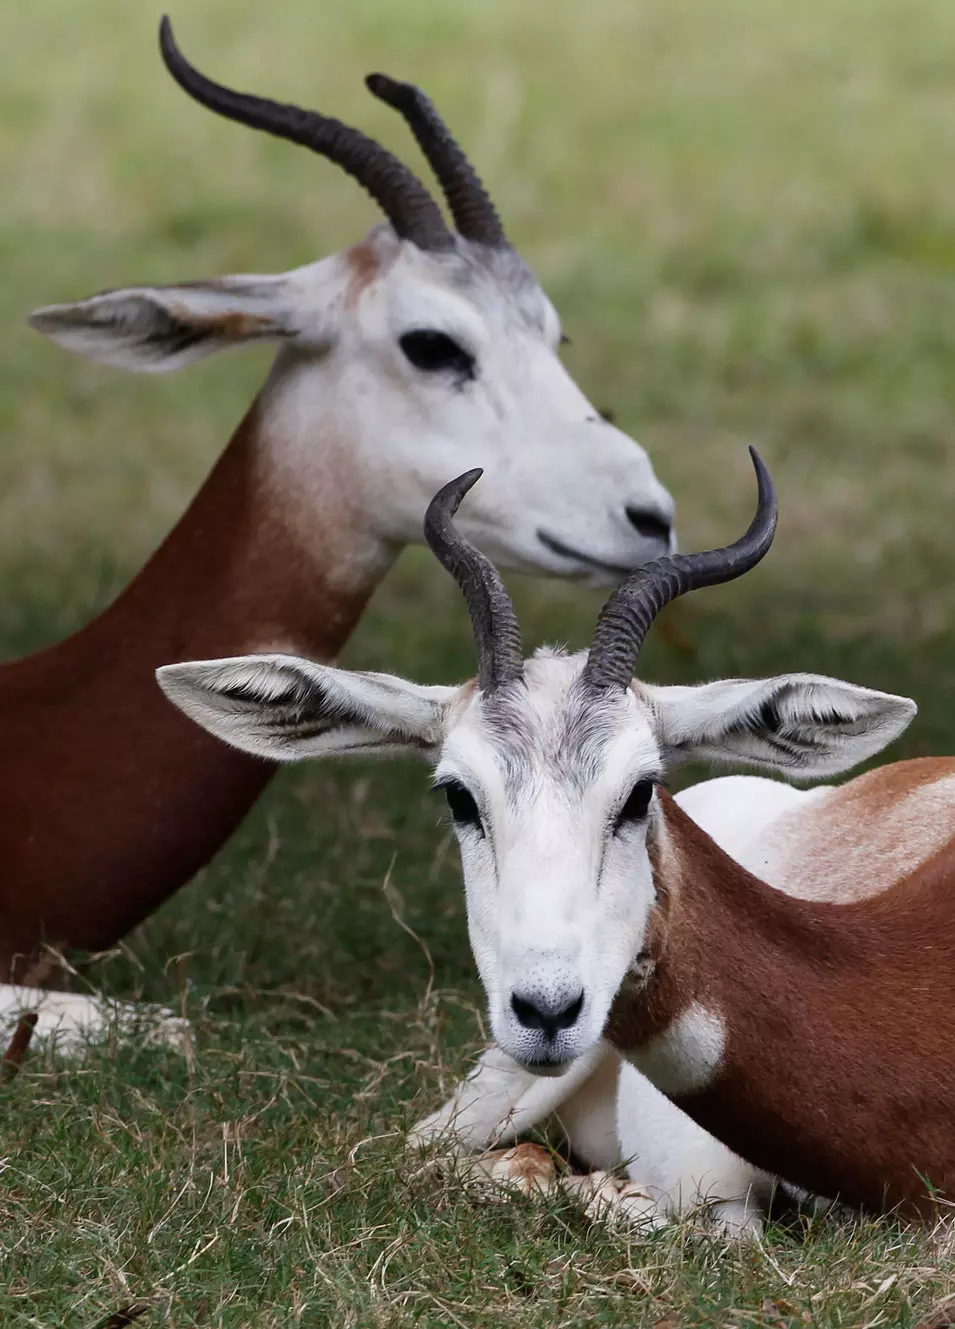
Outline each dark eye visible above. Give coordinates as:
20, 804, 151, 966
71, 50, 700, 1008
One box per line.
399, 329, 476, 379
614, 779, 655, 833
438, 779, 484, 835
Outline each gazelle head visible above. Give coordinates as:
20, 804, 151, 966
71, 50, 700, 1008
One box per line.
27, 18, 674, 586
157, 453, 915, 1072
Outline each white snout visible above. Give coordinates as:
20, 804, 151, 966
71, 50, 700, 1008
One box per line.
515, 432, 677, 588
370, 413, 676, 588
493, 949, 602, 1073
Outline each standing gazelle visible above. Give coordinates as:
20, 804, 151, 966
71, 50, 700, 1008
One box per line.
1, 19, 673, 986
160, 453, 955, 1225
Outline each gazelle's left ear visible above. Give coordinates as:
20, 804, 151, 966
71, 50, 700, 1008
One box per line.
156, 654, 457, 762
28, 273, 311, 373
646, 673, 916, 779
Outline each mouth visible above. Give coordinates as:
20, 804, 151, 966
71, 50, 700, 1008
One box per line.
537, 530, 640, 579
519, 1055, 574, 1079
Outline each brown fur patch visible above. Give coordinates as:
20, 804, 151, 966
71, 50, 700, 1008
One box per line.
823, 756, 955, 816
169, 307, 278, 340
343, 240, 383, 308
608, 792, 955, 1219
765, 758, 955, 903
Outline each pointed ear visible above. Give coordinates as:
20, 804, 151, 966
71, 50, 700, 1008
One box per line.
156, 654, 457, 761
28, 274, 310, 373
646, 673, 916, 780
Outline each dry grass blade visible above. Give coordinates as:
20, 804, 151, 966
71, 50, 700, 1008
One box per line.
1, 1012, 38, 1081
18, 950, 60, 989
914, 1297, 955, 1329
87, 1302, 152, 1329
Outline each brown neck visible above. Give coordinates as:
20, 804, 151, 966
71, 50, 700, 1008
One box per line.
82, 400, 393, 662
0, 401, 396, 974
606, 792, 955, 1218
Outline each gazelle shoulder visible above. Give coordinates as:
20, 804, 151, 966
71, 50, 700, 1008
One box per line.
679, 759, 955, 904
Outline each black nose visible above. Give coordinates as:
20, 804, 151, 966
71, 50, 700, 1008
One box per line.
511, 990, 585, 1040
625, 506, 672, 547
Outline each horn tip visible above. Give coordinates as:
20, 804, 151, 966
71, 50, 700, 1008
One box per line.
746, 445, 776, 505
438, 467, 484, 501
453, 467, 484, 497
158, 14, 180, 66
747, 443, 767, 474
424, 468, 484, 532
366, 72, 420, 111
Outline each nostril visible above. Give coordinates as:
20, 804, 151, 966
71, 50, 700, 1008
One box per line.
625, 506, 672, 546
557, 990, 585, 1029
511, 989, 585, 1039
510, 993, 539, 1029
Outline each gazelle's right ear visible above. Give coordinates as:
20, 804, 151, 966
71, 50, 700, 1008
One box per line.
28, 273, 310, 373
156, 654, 458, 761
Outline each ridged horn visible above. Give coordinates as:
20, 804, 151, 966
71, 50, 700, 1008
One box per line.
583, 448, 778, 690
424, 470, 524, 693
366, 74, 507, 247
159, 17, 454, 251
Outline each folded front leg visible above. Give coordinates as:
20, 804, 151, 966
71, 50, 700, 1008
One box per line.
409, 1041, 621, 1169
616, 1062, 774, 1237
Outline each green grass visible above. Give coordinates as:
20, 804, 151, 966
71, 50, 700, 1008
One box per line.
2, 0, 955, 1323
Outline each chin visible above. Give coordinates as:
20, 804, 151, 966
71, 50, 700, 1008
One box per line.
509, 1041, 592, 1076
521, 1057, 573, 1078
494, 1035, 575, 1076
577, 566, 624, 591
550, 558, 625, 591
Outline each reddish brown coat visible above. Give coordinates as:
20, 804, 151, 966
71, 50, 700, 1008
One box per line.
0, 403, 377, 978
606, 792, 955, 1217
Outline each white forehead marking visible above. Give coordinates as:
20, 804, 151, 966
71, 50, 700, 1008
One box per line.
437, 648, 662, 802
385, 273, 489, 347
372, 237, 554, 340
626, 1002, 727, 1096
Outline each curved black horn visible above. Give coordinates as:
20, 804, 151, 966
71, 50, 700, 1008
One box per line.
583, 448, 778, 691
424, 471, 524, 692
366, 74, 507, 248
159, 17, 453, 252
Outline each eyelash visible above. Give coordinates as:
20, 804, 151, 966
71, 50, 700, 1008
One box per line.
613, 779, 656, 834
435, 778, 485, 837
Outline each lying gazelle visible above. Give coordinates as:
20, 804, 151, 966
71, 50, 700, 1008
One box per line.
157, 452, 955, 1227
412, 759, 955, 1237
1, 22, 673, 1019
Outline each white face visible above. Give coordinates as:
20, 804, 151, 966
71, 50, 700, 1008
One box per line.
434, 651, 664, 1070
320, 232, 674, 583
29, 227, 674, 587
153, 642, 916, 1078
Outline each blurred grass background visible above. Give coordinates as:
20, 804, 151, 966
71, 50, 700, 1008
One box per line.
2, 1, 955, 1325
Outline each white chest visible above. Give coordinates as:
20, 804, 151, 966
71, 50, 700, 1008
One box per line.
625, 1001, 727, 1096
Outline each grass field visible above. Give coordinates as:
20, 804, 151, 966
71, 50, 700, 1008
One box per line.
3, 1, 955, 1324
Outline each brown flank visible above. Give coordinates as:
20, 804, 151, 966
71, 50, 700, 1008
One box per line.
606, 791, 955, 1217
